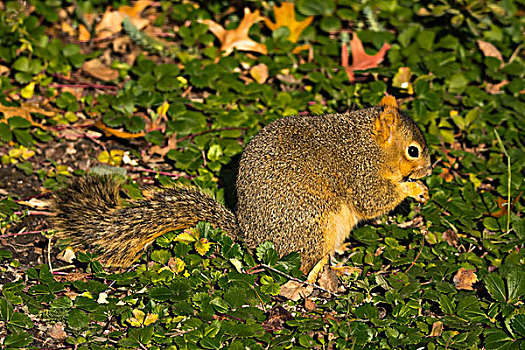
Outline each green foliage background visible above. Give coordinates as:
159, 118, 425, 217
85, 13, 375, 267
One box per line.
0, 0, 524, 349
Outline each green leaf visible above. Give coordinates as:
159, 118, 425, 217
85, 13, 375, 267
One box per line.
3, 332, 33, 347
8, 116, 31, 128
12, 57, 29, 72
297, 0, 335, 16
67, 309, 89, 330
484, 328, 513, 349
507, 270, 525, 303
0, 122, 12, 142
126, 116, 146, 133
0, 298, 13, 321
485, 273, 507, 303
13, 128, 34, 146
512, 315, 525, 338
439, 294, 455, 315
9, 312, 33, 328
149, 287, 175, 301
320, 16, 341, 32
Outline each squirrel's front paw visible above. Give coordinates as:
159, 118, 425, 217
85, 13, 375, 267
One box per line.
401, 180, 429, 203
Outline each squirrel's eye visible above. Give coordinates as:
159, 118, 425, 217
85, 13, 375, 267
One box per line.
406, 145, 421, 160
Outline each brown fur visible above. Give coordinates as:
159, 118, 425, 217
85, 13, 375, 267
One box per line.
52, 97, 431, 271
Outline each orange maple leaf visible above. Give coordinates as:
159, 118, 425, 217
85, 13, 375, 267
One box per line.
94, 120, 145, 139
264, 2, 313, 43
200, 8, 267, 56
342, 33, 390, 83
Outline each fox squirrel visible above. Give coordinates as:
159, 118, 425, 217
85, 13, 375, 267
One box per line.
51, 96, 431, 274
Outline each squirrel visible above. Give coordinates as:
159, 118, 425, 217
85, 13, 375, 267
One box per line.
51, 96, 431, 275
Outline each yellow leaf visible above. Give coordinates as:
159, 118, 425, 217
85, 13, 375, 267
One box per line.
392, 67, 413, 94
98, 151, 110, 164
200, 8, 267, 56
156, 102, 169, 117
167, 257, 186, 274
264, 2, 313, 43
21, 82, 36, 99
175, 231, 197, 243
195, 237, 211, 256
132, 309, 145, 321
250, 63, 269, 84
143, 313, 158, 326
127, 309, 146, 327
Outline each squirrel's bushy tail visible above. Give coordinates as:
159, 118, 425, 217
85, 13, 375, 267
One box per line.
51, 176, 239, 267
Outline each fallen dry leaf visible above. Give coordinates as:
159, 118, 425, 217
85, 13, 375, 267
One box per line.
429, 321, 444, 337
477, 40, 504, 68
279, 280, 313, 301
0, 103, 56, 130
250, 63, 269, 84
95, 120, 145, 139
486, 80, 509, 94
264, 2, 313, 43
442, 229, 458, 247
342, 33, 390, 83
83, 58, 119, 81
200, 8, 267, 56
261, 306, 292, 333
48, 322, 67, 340
453, 267, 477, 291
119, 0, 153, 18
317, 266, 339, 293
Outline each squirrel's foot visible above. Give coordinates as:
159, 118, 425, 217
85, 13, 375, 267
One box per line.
400, 180, 429, 203
306, 255, 329, 284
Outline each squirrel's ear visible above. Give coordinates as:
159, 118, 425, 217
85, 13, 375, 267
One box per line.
372, 96, 401, 145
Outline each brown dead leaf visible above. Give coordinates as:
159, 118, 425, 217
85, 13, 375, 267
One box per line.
48, 322, 67, 340
78, 24, 91, 41
442, 229, 458, 247
453, 268, 477, 291
95, 120, 145, 139
261, 306, 292, 333
477, 40, 504, 68
485, 194, 521, 218
61, 21, 76, 37
264, 2, 313, 43
343, 33, 390, 83
304, 298, 317, 311
0, 103, 56, 130
96, 10, 124, 40
0, 65, 9, 75
119, 0, 153, 18
200, 8, 267, 56
83, 58, 119, 81
279, 280, 313, 301
486, 80, 509, 94
429, 321, 443, 337
250, 63, 269, 84
317, 265, 339, 293
147, 133, 178, 158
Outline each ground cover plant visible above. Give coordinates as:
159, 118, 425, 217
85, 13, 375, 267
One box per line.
0, 0, 524, 348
